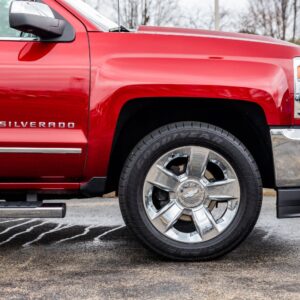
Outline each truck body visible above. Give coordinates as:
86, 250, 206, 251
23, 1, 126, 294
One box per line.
1, 0, 300, 260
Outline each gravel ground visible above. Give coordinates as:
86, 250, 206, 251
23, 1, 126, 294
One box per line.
0, 196, 299, 300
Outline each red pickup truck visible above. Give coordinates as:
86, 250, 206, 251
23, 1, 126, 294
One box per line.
0, 0, 300, 260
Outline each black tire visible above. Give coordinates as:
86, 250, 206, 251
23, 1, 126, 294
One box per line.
119, 122, 262, 261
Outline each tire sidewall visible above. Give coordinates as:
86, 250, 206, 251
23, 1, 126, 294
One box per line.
119, 123, 262, 259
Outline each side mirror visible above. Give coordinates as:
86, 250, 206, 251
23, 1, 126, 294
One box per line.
9, 1, 66, 39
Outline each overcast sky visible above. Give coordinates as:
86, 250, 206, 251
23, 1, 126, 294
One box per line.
96, 0, 250, 31
98, 0, 249, 21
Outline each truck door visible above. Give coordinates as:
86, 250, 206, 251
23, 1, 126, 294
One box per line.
0, 0, 89, 181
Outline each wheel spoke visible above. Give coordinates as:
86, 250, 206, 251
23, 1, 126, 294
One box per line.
143, 145, 241, 244
186, 147, 209, 178
152, 201, 183, 233
206, 179, 239, 202
147, 165, 179, 192
192, 207, 219, 241
207, 178, 236, 187
208, 195, 237, 202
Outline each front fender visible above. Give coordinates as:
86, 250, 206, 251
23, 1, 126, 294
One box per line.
85, 33, 293, 179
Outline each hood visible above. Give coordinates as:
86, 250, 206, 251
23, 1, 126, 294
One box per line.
137, 26, 294, 48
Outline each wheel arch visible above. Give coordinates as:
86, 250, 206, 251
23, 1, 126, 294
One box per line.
105, 98, 274, 193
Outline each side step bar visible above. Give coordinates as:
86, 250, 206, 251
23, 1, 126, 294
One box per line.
0, 202, 66, 218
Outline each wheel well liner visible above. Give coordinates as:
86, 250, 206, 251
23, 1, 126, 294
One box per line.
106, 98, 274, 193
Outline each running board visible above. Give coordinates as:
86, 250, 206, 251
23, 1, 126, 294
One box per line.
0, 202, 66, 218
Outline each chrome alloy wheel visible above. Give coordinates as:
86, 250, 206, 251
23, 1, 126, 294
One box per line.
143, 146, 241, 244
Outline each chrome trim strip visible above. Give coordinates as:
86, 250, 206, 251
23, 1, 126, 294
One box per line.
271, 128, 300, 187
0, 37, 39, 41
0, 203, 66, 218
0, 147, 82, 154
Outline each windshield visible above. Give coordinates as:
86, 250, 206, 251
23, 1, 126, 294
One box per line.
63, 0, 118, 31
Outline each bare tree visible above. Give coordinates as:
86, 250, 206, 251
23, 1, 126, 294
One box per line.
94, 0, 178, 28
239, 0, 298, 40
119, 0, 139, 28
292, 0, 299, 41
152, 0, 179, 26
183, 5, 233, 31
274, 0, 292, 40
87, 0, 299, 41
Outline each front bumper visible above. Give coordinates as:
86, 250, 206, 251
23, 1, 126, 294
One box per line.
271, 128, 300, 187
271, 128, 300, 218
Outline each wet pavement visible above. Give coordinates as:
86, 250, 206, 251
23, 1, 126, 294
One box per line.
0, 196, 299, 300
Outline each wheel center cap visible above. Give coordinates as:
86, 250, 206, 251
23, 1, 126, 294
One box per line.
177, 180, 206, 208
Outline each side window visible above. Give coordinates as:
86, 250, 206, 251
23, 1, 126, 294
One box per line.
0, 0, 20, 37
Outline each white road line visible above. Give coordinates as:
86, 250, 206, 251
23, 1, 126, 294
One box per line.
23, 223, 73, 247
55, 224, 100, 244
0, 219, 25, 224
0, 219, 36, 235
0, 221, 48, 245
93, 225, 125, 244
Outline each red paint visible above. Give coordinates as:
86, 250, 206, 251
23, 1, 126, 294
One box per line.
0, 0, 299, 192
0, 0, 89, 181
0, 182, 79, 190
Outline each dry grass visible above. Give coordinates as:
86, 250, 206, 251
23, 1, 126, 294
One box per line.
103, 192, 117, 198
263, 189, 276, 196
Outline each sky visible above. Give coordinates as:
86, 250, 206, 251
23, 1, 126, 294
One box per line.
176, 0, 249, 30
96, 0, 249, 23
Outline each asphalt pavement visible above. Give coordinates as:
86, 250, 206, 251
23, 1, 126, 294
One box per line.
0, 196, 299, 300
